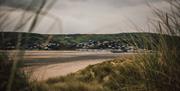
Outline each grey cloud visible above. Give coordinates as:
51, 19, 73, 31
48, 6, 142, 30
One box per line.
1, 0, 169, 34
44, 0, 167, 34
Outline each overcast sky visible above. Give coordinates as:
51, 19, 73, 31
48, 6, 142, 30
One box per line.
1, 0, 170, 34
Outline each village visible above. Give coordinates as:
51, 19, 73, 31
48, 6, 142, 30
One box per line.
2, 39, 138, 52
6, 40, 139, 53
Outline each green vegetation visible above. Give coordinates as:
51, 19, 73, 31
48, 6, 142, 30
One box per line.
0, 53, 30, 91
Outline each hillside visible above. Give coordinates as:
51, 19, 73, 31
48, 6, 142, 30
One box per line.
1, 32, 179, 50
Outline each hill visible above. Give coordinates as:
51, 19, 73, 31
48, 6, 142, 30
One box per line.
1, 32, 179, 50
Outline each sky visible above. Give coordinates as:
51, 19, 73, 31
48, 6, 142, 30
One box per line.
1, 0, 170, 34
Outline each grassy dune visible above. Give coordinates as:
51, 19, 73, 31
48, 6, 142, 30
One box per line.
31, 49, 179, 91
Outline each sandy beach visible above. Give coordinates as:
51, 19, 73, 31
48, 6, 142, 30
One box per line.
2, 50, 128, 80
28, 59, 111, 81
